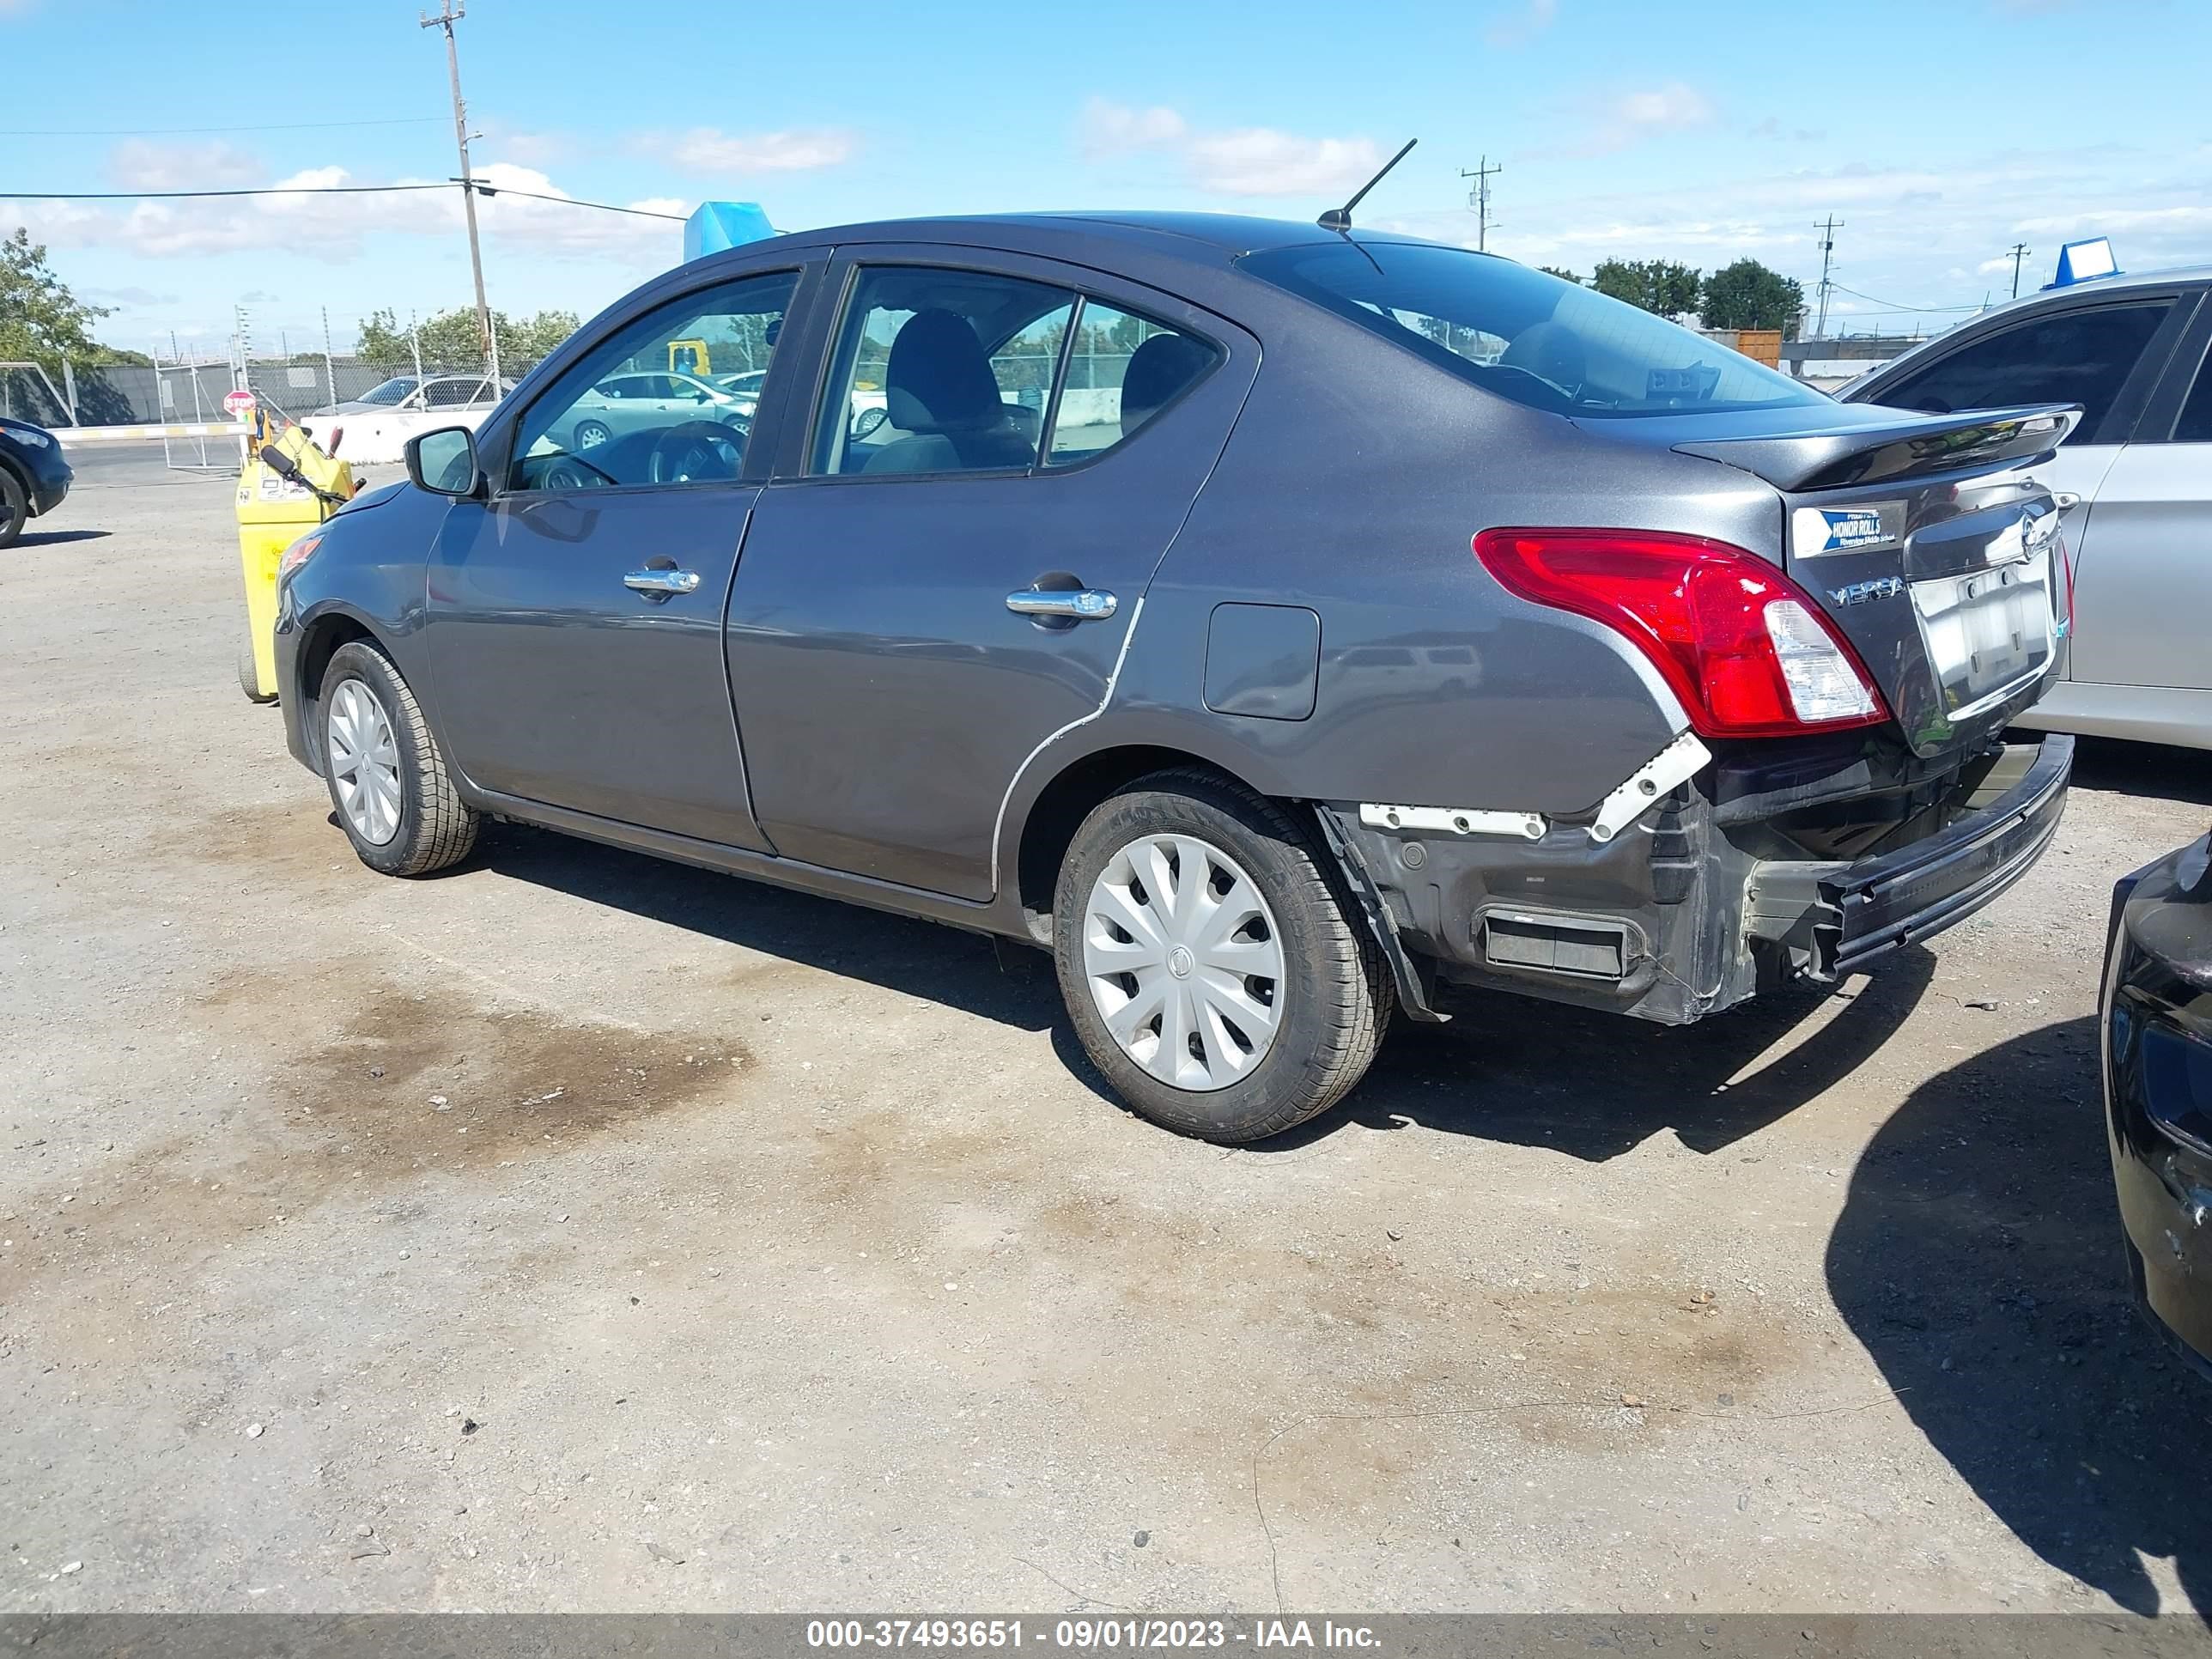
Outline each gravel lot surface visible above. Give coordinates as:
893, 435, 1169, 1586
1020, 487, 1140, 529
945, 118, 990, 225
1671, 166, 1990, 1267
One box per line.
4, 449, 2210, 1615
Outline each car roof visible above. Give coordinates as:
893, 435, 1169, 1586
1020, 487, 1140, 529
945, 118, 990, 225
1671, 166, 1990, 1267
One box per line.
769, 210, 1408, 265
1943, 263, 2212, 326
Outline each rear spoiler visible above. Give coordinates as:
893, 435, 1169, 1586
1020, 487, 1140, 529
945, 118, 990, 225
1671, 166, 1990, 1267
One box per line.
1673, 404, 2082, 493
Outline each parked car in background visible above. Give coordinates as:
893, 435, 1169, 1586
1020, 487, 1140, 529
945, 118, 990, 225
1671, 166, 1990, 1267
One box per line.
1843, 266, 2212, 750
313, 374, 512, 418
0, 416, 72, 550
538, 369, 754, 455
301, 374, 515, 468
2104, 827, 2212, 1382
275, 214, 2077, 1144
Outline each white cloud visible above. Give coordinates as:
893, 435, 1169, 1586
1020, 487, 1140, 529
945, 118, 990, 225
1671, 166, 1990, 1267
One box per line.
1076, 99, 1382, 198
1486, 0, 1558, 48
1186, 129, 1384, 197
1077, 97, 1187, 157
643, 127, 857, 173
107, 139, 263, 191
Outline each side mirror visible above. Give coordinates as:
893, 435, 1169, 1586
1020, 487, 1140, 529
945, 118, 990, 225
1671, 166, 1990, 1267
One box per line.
258, 444, 301, 479
405, 426, 483, 498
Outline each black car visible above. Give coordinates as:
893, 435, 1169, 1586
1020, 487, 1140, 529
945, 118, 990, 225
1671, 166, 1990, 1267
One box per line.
0, 416, 73, 549
2104, 828, 2212, 1379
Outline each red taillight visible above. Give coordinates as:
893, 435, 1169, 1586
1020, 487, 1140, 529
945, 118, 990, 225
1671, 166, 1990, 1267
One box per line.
1472, 527, 1890, 739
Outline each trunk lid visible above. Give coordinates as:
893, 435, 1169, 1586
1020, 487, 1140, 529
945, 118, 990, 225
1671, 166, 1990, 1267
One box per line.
1658, 403, 2080, 757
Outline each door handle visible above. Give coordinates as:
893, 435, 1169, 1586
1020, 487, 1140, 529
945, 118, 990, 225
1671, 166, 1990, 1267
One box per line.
624, 568, 702, 595
1006, 587, 1117, 622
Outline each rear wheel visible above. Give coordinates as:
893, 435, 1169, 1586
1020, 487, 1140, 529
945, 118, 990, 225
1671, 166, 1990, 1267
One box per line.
0, 468, 27, 550
238, 632, 275, 703
1053, 769, 1393, 1143
319, 640, 478, 877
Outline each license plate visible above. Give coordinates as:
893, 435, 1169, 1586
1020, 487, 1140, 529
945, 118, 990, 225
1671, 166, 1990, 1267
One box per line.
1910, 544, 2055, 716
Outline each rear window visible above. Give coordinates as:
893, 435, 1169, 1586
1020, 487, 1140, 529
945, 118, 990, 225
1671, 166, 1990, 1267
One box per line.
1240, 240, 1826, 419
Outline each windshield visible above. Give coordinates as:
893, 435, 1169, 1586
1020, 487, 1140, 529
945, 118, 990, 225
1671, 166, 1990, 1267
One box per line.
356, 377, 420, 406
1241, 240, 1825, 419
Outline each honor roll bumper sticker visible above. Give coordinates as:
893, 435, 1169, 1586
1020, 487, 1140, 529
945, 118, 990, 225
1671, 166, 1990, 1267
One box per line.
1792, 502, 1904, 558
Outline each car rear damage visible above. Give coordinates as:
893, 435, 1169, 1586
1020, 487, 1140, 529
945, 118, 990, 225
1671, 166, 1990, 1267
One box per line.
1316, 403, 2080, 1025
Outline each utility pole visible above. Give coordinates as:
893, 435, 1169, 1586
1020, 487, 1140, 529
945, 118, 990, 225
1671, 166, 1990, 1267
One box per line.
2007, 241, 2031, 300
1460, 156, 1502, 252
422, 0, 499, 386
1811, 215, 1842, 339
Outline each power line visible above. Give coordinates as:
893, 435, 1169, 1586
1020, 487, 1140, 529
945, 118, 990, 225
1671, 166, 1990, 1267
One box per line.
1828, 283, 1982, 314
3, 180, 681, 220
451, 179, 685, 221
2007, 241, 2032, 301
3, 183, 455, 201
0, 116, 446, 137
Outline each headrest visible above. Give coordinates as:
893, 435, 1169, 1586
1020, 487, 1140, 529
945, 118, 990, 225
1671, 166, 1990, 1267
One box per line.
1121, 332, 1212, 427
884, 309, 1005, 434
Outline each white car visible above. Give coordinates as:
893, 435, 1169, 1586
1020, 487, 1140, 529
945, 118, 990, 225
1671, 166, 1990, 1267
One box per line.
1841, 264, 2212, 750
303, 374, 514, 466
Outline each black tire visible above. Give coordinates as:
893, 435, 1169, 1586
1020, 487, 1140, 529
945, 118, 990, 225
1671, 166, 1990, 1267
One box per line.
0, 467, 27, 550
319, 640, 478, 877
238, 633, 276, 703
1053, 769, 1394, 1143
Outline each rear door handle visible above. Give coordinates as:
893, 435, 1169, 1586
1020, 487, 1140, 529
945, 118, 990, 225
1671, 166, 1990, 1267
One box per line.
624, 568, 701, 595
1006, 587, 1117, 621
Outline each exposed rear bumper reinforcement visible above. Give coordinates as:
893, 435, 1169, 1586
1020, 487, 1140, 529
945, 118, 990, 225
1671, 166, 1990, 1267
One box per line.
1813, 732, 2072, 977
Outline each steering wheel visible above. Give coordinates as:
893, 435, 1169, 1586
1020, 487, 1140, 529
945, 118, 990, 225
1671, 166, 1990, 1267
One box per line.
540, 453, 619, 491
648, 418, 746, 484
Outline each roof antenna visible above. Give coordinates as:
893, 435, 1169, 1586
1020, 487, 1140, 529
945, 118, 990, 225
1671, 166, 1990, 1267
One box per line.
1318, 138, 1418, 233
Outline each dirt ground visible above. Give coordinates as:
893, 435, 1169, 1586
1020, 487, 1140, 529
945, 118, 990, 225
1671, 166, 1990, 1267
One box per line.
4, 448, 2211, 1616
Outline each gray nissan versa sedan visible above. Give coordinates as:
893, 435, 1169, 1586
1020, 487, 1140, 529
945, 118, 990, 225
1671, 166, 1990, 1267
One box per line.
271, 213, 2078, 1143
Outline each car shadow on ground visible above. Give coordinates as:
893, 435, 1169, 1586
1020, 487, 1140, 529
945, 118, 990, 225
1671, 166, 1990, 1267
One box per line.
2044, 732, 2212, 808
478, 820, 1932, 1157
1826, 1018, 2212, 1614
11, 527, 110, 547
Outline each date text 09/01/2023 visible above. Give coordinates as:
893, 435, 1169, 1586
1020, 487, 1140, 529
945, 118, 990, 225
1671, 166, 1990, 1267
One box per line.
805, 1620, 1383, 1650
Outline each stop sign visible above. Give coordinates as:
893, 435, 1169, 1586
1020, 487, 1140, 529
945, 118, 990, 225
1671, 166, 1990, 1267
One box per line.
222, 389, 256, 417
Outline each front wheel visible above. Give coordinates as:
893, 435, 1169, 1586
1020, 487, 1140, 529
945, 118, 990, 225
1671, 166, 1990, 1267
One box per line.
1053, 769, 1394, 1143
319, 640, 479, 877
0, 468, 27, 550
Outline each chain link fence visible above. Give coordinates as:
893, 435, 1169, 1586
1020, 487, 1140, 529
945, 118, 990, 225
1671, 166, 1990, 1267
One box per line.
0, 354, 549, 428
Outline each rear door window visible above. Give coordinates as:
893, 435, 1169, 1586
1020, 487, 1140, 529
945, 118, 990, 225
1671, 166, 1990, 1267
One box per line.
1240, 240, 1826, 418
1045, 301, 1220, 465
812, 265, 1076, 477
1877, 301, 2174, 441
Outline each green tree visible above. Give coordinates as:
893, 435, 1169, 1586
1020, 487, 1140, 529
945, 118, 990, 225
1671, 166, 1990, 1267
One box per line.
1537, 265, 1583, 285
354, 304, 581, 371
1590, 258, 1702, 317
0, 228, 149, 373
1698, 258, 1806, 332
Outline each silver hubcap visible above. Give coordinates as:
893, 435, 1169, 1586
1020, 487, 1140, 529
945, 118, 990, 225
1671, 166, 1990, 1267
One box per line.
326, 679, 402, 847
1083, 834, 1285, 1091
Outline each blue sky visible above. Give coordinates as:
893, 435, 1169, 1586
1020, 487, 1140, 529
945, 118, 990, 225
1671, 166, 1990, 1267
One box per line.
3, 0, 2204, 357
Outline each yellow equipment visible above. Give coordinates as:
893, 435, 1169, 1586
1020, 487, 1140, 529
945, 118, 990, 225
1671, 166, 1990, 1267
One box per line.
668, 337, 711, 375
234, 415, 354, 702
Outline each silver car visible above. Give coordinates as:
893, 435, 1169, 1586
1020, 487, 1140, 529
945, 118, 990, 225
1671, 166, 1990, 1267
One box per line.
1843, 266, 2212, 750
550, 370, 754, 453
